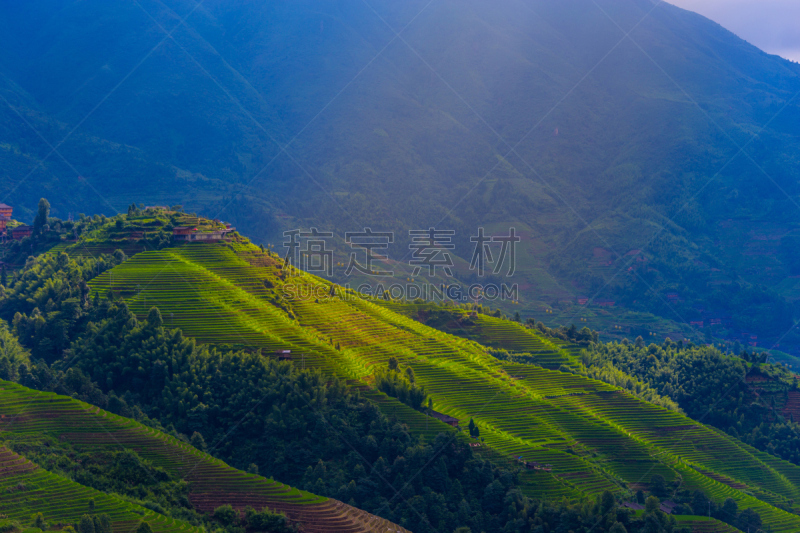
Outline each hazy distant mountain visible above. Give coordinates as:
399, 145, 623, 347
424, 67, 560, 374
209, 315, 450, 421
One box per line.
2, 0, 800, 345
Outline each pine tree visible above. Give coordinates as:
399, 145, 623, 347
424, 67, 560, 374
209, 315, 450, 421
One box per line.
33, 198, 50, 236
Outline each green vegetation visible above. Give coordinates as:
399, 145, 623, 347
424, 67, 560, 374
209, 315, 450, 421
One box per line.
373, 357, 429, 411
70, 236, 800, 530
4, 211, 800, 531
0, 380, 402, 533
583, 339, 800, 465
0, 442, 198, 533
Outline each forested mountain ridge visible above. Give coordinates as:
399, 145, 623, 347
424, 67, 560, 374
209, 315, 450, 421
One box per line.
3, 1, 800, 349
1, 209, 799, 532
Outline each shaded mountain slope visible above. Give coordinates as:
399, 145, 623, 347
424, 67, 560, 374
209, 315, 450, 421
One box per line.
3, 2, 800, 349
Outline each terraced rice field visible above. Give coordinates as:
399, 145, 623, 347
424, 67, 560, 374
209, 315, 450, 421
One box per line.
0, 448, 197, 533
88, 245, 362, 378
0, 381, 409, 533
382, 303, 579, 369
359, 390, 457, 442
85, 243, 800, 530
672, 516, 739, 533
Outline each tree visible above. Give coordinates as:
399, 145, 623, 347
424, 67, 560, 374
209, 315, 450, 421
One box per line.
135, 522, 152, 533
649, 474, 668, 497
468, 418, 480, 438
601, 490, 615, 514
645, 495, 660, 514
146, 307, 163, 328
0, 321, 30, 374
720, 498, 738, 524
736, 508, 762, 531
244, 506, 293, 532
77, 515, 95, 533
609, 523, 627, 533
93, 515, 111, 533
214, 505, 237, 526
32, 512, 47, 530
691, 490, 709, 517
33, 198, 50, 236
190, 431, 208, 452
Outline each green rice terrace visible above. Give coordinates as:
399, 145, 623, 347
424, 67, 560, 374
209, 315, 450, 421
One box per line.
0, 381, 408, 533
77, 237, 800, 532
0, 444, 198, 533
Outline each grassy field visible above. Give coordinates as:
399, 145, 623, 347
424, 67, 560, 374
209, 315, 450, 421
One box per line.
0, 381, 408, 533
82, 241, 800, 530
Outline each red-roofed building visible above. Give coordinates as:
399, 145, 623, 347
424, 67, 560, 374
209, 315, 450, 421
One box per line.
11, 226, 31, 240
172, 226, 197, 237
0, 203, 11, 235
275, 349, 292, 361
172, 226, 235, 242
429, 411, 459, 427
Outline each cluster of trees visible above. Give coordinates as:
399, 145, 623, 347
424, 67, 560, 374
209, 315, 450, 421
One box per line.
3, 199, 63, 259
373, 357, 429, 411
0, 251, 126, 362
583, 339, 800, 466
486, 343, 681, 412
212, 505, 294, 533
467, 418, 480, 439
2, 511, 119, 533
10, 438, 192, 519
636, 475, 763, 532
73, 514, 113, 533
525, 319, 599, 344
0, 320, 30, 380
